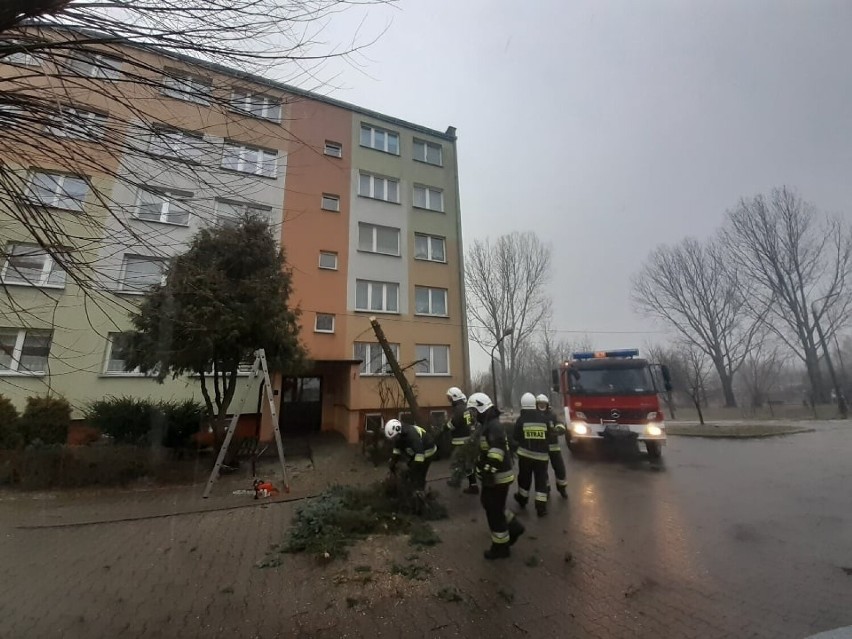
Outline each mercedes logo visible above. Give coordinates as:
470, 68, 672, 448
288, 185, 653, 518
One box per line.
610, 409, 620, 419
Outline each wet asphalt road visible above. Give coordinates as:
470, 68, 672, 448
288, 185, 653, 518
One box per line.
1, 421, 850, 638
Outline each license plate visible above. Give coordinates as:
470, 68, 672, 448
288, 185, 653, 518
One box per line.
606, 424, 628, 432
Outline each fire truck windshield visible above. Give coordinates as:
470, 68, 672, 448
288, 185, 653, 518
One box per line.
569, 365, 654, 396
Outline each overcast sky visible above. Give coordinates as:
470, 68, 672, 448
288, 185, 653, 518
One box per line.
312, 0, 852, 373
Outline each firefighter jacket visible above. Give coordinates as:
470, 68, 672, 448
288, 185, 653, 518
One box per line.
392, 424, 437, 464
541, 409, 567, 452
446, 401, 476, 446
513, 409, 553, 462
476, 415, 515, 486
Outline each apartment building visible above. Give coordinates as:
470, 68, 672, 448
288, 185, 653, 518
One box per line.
0, 27, 468, 443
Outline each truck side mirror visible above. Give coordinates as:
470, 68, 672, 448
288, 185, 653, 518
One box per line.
551, 369, 560, 393
661, 365, 673, 392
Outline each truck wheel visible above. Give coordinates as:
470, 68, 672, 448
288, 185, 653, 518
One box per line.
646, 441, 662, 459
567, 439, 583, 457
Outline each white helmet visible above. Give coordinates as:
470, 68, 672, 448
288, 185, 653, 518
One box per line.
384, 419, 402, 439
446, 386, 466, 403
521, 392, 537, 410
536, 393, 550, 407
467, 392, 493, 414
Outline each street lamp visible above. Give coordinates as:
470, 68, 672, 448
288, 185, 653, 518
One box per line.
491, 327, 514, 410
811, 297, 848, 418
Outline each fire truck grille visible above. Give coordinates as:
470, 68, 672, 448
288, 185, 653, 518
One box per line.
582, 408, 648, 423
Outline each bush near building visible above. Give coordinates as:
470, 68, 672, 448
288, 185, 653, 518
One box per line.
18, 396, 71, 447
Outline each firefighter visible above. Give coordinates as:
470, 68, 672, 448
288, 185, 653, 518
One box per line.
537, 393, 568, 499
513, 392, 552, 516
445, 386, 479, 494
467, 392, 525, 559
385, 418, 437, 491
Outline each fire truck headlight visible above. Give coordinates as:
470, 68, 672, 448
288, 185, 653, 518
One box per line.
646, 425, 663, 437
572, 422, 588, 436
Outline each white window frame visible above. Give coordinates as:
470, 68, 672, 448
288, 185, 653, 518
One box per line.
358, 223, 400, 256
415, 344, 450, 376
103, 332, 145, 376
324, 141, 342, 158
46, 107, 107, 141
229, 89, 281, 122
318, 251, 338, 270
221, 142, 278, 178
66, 52, 121, 80
354, 342, 400, 376
359, 124, 400, 155
413, 139, 443, 166
214, 199, 271, 227
414, 233, 446, 263
413, 185, 444, 212
3, 40, 40, 67
1, 243, 66, 288
321, 193, 340, 212
430, 409, 448, 426
355, 280, 399, 314
365, 413, 383, 433
358, 172, 400, 203
148, 127, 204, 162
120, 255, 167, 294
0, 328, 52, 375
135, 188, 192, 226
314, 313, 335, 334
28, 171, 88, 211
161, 70, 212, 105
414, 286, 448, 317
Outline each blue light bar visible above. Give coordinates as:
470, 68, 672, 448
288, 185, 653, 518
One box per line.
571, 349, 640, 360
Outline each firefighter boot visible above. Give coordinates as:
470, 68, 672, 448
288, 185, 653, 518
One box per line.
535, 502, 548, 517
463, 483, 480, 495
513, 493, 528, 508
508, 518, 525, 546
557, 485, 568, 500
483, 543, 511, 560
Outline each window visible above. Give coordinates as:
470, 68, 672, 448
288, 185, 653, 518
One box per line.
365, 413, 383, 434
355, 280, 399, 313
318, 251, 338, 270
398, 411, 414, 425
230, 90, 281, 121
121, 255, 166, 293
28, 171, 88, 211
430, 410, 448, 428
359, 173, 399, 203
314, 313, 335, 333
360, 124, 399, 154
104, 333, 141, 375
46, 107, 106, 141
0, 328, 52, 374
413, 139, 443, 166
1, 244, 65, 288
149, 127, 204, 161
135, 189, 191, 226
354, 342, 400, 376
215, 199, 271, 227
222, 142, 278, 178
321, 194, 340, 212
65, 52, 121, 79
415, 286, 448, 316
2, 40, 40, 67
162, 70, 212, 105
415, 344, 450, 376
358, 223, 400, 256
324, 141, 342, 158
414, 233, 446, 263
413, 185, 444, 212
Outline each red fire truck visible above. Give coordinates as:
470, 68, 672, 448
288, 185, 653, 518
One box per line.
551, 349, 672, 459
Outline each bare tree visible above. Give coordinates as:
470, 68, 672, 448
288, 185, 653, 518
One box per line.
677, 343, 711, 424
0, 3, 389, 318
633, 236, 764, 407
515, 322, 590, 402
738, 340, 784, 410
725, 187, 852, 402
465, 232, 552, 408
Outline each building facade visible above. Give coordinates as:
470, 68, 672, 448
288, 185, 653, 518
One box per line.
0, 28, 469, 443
